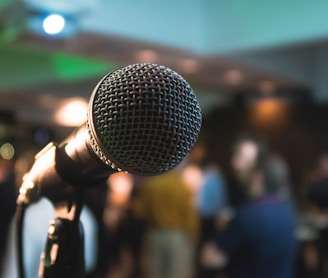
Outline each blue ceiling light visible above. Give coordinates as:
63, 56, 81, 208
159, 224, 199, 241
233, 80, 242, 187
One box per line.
20, 0, 94, 39
42, 14, 65, 35
25, 11, 77, 38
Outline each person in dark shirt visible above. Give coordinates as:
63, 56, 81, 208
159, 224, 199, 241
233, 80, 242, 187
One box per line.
201, 135, 298, 278
306, 153, 328, 209
303, 153, 328, 277
217, 193, 297, 278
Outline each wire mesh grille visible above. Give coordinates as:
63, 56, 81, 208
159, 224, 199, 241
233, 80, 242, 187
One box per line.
88, 63, 202, 175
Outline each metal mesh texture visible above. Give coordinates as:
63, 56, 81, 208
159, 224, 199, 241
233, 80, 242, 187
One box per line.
87, 63, 202, 175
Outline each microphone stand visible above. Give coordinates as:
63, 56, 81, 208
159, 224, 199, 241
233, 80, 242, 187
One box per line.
17, 142, 97, 278
17, 135, 114, 278
39, 190, 86, 278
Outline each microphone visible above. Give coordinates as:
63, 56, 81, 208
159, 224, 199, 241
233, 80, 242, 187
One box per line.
18, 63, 202, 204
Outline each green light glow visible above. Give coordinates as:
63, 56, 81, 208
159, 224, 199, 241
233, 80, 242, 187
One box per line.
0, 42, 116, 91
50, 51, 114, 81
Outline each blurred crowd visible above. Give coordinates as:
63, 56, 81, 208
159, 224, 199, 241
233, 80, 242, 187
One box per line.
1, 133, 328, 278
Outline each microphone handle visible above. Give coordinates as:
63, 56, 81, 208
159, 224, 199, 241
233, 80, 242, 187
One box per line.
18, 125, 115, 205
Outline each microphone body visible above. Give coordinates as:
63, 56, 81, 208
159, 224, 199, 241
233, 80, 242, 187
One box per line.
18, 63, 202, 205
19, 125, 113, 204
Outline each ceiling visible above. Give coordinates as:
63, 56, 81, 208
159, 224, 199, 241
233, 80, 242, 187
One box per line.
0, 0, 328, 129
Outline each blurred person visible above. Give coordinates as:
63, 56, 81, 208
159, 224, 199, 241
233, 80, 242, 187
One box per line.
195, 163, 227, 278
184, 143, 227, 278
226, 135, 267, 208
303, 152, 328, 277
306, 152, 328, 209
101, 172, 138, 277
186, 144, 227, 239
201, 135, 298, 278
133, 165, 199, 278
196, 164, 227, 238
1, 197, 98, 278
81, 180, 109, 278
0, 153, 17, 271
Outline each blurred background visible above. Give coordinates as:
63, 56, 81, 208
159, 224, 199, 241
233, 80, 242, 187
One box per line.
0, 0, 327, 186
1, 0, 328, 277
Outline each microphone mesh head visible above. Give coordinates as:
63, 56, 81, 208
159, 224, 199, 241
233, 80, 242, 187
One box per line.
87, 63, 202, 175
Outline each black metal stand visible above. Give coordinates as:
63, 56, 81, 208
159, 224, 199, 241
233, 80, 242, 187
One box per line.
16, 142, 112, 278
39, 191, 86, 278
39, 218, 85, 278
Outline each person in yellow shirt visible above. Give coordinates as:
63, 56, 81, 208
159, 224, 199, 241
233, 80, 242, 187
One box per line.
133, 167, 199, 278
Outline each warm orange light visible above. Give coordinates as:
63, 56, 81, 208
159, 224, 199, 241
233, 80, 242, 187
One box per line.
178, 58, 199, 74
135, 50, 158, 63
255, 99, 280, 117
54, 98, 88, 127
107, 172, 133, 206
181, 164, 203, 193
224, 69, 244, 85
249, 98, 289, 129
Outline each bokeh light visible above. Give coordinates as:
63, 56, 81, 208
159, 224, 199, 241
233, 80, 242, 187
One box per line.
43, 14, 65, 35
0, 142, 15, 160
